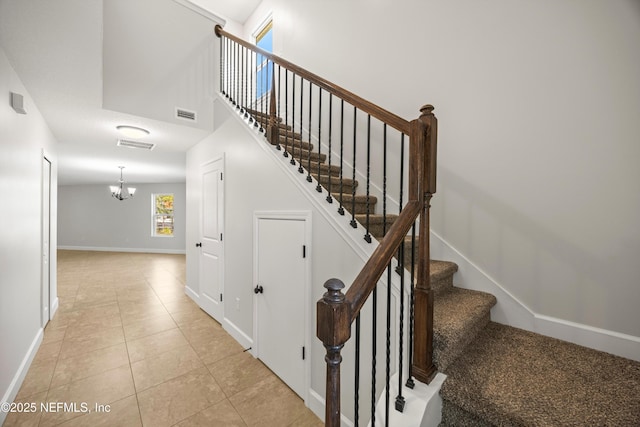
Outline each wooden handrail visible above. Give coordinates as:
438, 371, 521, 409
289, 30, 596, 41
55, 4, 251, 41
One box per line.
346, 201, 420, 315
215, 25, 411, 135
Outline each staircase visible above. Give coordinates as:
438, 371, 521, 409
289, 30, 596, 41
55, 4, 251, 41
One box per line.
218, 25, 640, 425
247, 107, 640, 426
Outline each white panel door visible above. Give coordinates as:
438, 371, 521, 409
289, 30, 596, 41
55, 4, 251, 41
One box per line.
199, 157, 224, 321
41, 156, 51, 327
255, 217, 307, 398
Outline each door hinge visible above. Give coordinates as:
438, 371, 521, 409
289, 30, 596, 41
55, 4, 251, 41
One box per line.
220, 293, 223, 302
302, 346, 305, 360
220, 233, 223, 241
220, 172, 223, 180
302, 245, 306, 258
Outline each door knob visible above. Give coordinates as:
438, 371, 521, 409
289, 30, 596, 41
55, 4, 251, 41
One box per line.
195, 242, 202, 247
254, 285, 264, 294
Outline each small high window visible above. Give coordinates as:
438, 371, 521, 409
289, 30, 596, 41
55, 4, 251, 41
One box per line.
255, 20, 273, 99
152, 193, 174, 237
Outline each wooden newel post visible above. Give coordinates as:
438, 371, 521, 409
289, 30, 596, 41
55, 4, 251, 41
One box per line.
317, 278, 351, 427
411, 105, 438, 384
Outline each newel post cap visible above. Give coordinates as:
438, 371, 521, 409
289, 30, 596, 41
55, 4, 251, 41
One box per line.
420, 104, 435, 117
316, 278, 351, 346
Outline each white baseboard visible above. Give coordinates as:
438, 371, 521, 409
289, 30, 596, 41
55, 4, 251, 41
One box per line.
184, 285, 199, 302
223, 318, 253, 351
308, 389, 354, 427
0, 328, 44, 425
430, 230, 640, 361
50, 297, 59, 318
57, 246, 186, 254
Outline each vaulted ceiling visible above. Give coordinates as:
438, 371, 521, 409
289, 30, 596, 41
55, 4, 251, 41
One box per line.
0, 0, 261, 184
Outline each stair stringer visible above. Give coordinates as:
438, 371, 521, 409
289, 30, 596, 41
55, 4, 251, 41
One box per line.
430, 230, 640, 362
217, 94, 421, 425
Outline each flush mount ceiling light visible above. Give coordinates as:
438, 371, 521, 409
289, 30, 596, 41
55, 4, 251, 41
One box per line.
109, 166, 136, 201
116, 125, 150, 139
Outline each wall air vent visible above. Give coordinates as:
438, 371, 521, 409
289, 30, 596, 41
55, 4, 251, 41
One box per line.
117, 139, 156, 150
176, 107, 197, 122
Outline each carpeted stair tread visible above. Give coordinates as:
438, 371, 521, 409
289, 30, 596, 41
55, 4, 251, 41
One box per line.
440, 321, 640, 426
279, 135, 313, 151
429, 260, 458, 293
312, 174, 357, 190
354, 214, 398, 238
328, 194, 377, 214
433, 287, 496, 371
285, 146, 327, 163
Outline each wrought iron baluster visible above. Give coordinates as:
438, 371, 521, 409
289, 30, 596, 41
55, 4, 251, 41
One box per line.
243, 46, 249, 117
306, 82, 313, 182
396, 131, 407, 410
272, 62, 281, 150
364, 114, 372, 243
230, 40, 236, 105
386, 263, 392, 425
275, 64, 282, 150
224, 37, 228, 98
316, 88, 323, 192
240, 45, 245, 114
219, 36, 224, 96
290, 73, 297, 164
406, 219, 417, 390
259, 58, 266, 132
258, 50, 263, 120
354, 313, 361, 427
283, 69, 289, 157
326, 93, 334, 203
298, 77, 305, 173
370, 287, 377, 427
338, 100, 345, 215
350, 107, 358, 228
235, 42, 240, 109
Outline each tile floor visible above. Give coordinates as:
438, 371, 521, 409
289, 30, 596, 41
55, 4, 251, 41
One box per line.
3, 250, 322, 427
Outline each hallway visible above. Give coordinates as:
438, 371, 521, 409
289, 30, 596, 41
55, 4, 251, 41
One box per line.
4, 250, 321, 426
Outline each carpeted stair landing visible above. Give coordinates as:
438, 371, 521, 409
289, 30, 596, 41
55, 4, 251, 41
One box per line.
440, 321, 640, 426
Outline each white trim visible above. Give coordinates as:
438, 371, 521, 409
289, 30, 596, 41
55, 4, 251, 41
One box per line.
223, 318, 253, 350
308, 389, 354, 427
251, 12, 274, 42
41, 153, 52, 328
172, 0, 226, 26
184, 285, 200, 302
57, 246, 186, 254
430, 230, 640, 361
0, 329, 44, 425
50, 297, 59, 318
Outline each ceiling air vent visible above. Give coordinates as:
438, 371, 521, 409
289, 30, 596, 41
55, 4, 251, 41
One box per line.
117, 139, 156, 150
176, 107, 197, 122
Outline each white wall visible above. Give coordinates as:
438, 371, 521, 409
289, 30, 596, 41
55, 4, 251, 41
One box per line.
0, 47, 58, 422
58, 183, 186, 253
241, 0, 640, 338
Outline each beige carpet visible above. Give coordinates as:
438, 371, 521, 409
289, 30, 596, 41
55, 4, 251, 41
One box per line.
440, 321, 640, 426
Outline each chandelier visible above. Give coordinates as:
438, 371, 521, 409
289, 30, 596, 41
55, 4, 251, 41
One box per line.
110, 166, 136, 200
